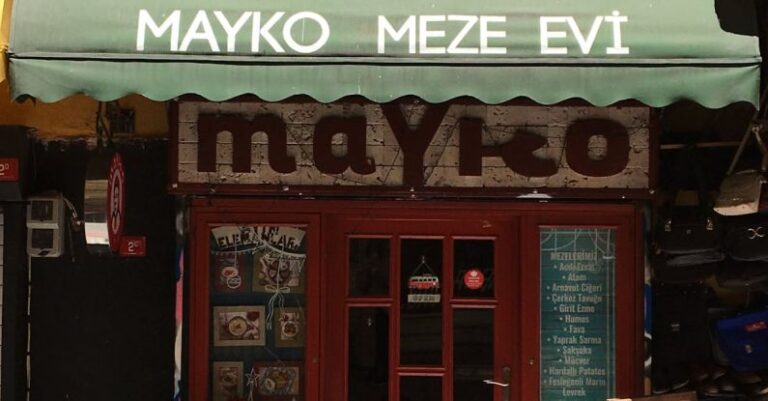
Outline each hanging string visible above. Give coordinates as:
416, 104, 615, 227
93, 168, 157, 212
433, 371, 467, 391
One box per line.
265, 239, 290, 331
411, 255, 436, 277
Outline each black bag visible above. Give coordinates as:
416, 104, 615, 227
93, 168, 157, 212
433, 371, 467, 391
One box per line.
653, 253, 716, 284
652, 285, 712, 366
657, 147, 723, 255
657, 208, 722, 255
665, 251, 725, 267
724, 215, 768, 261
716, 260, 768, 290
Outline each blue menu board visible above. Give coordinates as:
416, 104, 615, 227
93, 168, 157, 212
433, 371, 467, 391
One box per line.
540, 228, 616, 401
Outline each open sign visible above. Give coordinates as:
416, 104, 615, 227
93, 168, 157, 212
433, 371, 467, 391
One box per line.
408, 275, 440, 290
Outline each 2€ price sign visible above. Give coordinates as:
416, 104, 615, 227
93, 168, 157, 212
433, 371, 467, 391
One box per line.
119, 236, 146, 257
0, 158, 19, 181
107, 153, 126, 252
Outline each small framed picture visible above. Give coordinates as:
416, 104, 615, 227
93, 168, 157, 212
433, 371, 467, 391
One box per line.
213, 306, 266, 347
252, 226, 307, 295
211, 253, 249, 293
212, 361, 244, 401
252, 249, 307, 294
274, 308, 305, 348
252, 362, 303, 400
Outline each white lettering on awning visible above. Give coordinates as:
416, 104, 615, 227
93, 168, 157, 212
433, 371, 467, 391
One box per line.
135, 10, 629, 56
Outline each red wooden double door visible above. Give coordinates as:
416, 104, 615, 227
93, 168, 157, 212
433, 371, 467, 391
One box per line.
190, 200, 641, 401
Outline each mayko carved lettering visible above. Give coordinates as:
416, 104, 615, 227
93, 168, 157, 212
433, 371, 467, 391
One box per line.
193, 105, 633, 187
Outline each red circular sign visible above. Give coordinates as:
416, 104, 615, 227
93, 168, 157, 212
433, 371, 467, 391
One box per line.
463, 269, 485, 290
107, 153, 126, 252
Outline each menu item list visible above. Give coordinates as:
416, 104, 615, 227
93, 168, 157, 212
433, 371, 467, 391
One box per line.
540, 228, 616, 401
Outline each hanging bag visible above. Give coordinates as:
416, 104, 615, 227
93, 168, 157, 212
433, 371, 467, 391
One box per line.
652, 285, 712, 366
714, 122, 768, 216
653, 253, 717, 284
716, 260, 768, 290
657, 146, 723, 255
724, 214, 768, 261
715, 89, 768, 216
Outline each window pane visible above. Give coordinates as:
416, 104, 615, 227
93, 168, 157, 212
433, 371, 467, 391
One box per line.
400, 376, 442, 401
209, 225, 308, 401
349, 238, 390, 297
400, 239, 443, 366
454, 309, 493, 401
454, 240, 494, 298
348, 308, 389, 401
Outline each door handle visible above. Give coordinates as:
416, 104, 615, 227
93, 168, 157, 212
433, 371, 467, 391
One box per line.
482, 380, 509, 387
483, 366, 511, 401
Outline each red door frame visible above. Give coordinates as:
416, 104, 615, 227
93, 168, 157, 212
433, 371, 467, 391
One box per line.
324, 213, 518, 401
188, 199, 643, 401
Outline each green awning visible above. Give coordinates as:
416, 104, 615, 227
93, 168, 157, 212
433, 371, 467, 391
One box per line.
8, 0, 762, 106
0, 0, 12, 83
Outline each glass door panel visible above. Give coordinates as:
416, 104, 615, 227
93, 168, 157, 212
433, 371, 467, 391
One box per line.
348, 308, 390, 401
400, 239, 443, 366
349, 238, 390, 297
208, 225, 308, 401
453, 309, 494, 401
453, 240, 495, 299
400, 376, 443, 401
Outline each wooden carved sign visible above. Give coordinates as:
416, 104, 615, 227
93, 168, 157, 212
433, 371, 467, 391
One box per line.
172, 101, 652, 197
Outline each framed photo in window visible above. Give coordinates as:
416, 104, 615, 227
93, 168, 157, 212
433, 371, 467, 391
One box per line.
212, 305, 266, 347
211, 361, 244, 401
251, 362, 303, 401
274, 307, 305, 348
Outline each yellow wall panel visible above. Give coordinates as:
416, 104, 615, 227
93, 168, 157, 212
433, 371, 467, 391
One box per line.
0, 82, 168, 138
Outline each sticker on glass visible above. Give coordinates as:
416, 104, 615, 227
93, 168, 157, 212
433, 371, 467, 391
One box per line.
407, 256, 441, 304
463, 268, 485, 290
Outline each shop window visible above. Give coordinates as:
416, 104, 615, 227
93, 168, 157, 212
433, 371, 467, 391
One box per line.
207, 225, 309, 401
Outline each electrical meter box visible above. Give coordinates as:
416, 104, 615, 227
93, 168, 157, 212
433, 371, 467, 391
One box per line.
26, 194, 65, 257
